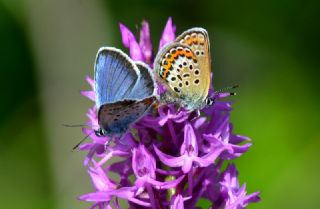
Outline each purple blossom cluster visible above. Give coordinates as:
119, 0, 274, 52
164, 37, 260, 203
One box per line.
79, 18, 260, 209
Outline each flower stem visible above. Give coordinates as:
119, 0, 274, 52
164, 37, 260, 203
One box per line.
146, 184, 157, 209
188, 169, 193, 196
168, 120, 178, 147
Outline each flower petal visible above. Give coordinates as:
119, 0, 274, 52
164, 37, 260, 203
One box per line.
132, 144, 156, 178
85, 75, 95, 89
119, 23, 144, 61
79, 191, 112, 202
113, 187, 151, 207
139, 21, 153, 64
230, 134, 251, 144
194, 146, 227, 167
148, 174, 184, 190
170, 194, 184, 209
81, 90, 95, 101
181, 158, 193, 174
88, 162, 117, 191
180, 123, 199, 156
159, 17, 176, 49
153, 145, 184, 167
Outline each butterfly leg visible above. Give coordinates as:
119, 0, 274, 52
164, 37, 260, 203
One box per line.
104, 136, 114, 150
196, 109, 201, 117
117, 135, 128, 146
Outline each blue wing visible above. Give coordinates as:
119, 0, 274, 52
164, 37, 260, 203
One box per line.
127, 61, 156, 100
94, 47, 140, 108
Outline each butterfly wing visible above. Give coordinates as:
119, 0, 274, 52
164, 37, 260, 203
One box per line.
94, 47, 140, 109
98, 96, 156, 135
176, 28, 211, 97
127, 61, 156, 100
154, 28, 211, 110
154, 43, 204, 110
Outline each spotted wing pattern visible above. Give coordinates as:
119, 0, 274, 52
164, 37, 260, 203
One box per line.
98, 96, 156, 134
176, 28, 211, 97
154, 28, 211, 110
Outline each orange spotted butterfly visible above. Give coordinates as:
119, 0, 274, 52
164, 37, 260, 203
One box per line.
154, 28, 214, 111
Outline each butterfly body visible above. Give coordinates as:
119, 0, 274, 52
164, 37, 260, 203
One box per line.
94, 47, 156, 137
154, 28, 212, 111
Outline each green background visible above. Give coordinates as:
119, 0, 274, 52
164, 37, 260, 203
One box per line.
0, 0, 319, 208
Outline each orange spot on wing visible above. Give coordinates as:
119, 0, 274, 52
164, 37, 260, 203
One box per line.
172, 52, 179, 60
161, 49, 196, 79
162, 59, 172, 79
187, 39, 193, 45
143, 97, 155, 105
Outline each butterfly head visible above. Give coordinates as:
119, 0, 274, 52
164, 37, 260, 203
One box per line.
95, 127, 109, 137
205, 97, 215, 106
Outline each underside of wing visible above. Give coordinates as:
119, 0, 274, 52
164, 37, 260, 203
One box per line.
175, 28, 212, 100
98, 96, 156, 134
154, 43, 206, 109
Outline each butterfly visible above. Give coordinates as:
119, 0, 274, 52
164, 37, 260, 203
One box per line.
94, 47, 157, 137
154, 28, 215, 111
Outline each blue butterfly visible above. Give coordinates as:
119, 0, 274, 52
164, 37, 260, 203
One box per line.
94, 47, 157, 137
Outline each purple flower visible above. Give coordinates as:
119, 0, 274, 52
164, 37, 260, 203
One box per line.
221, 164, 260, 209
139, 21, 153, 64
120, 17, 176, 65
79, 18, 260, 209
170, 195, 184, 209
81, 76, 95, 101
154, 123, 229, 174
201, 113, 252, 160
119, 23, 144, 61
132, 145, 184, 206
159, 17, 176, 49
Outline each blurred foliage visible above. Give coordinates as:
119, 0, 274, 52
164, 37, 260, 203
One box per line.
0, 0, 319, 208
0, 2, 54, 209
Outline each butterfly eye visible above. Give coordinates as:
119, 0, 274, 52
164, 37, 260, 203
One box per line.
205, 97, 215, 106
95, 128, 105, 137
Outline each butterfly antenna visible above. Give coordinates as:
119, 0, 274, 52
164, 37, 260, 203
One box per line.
215, 84, 239, 94
62, 124, 90, 128
72, 131, 94, 151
